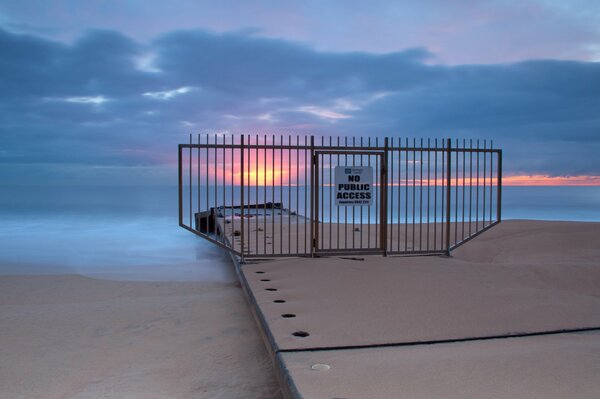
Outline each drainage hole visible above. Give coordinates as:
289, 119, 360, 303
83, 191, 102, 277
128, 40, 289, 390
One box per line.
255, 271, 265, 274
265, 288, 278, 291
260, 279, 271, 282
282, 314, 296, 318
273, 300, 286, 303
292, 331, 309, 337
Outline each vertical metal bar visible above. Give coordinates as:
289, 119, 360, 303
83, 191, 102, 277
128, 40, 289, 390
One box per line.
483, 140, 487, 228
419, 138, 423, 251
412, 138, 416, 249
205, 134, 209, 223
440, 139, 446, 249
178, 144, 183, 226
231, 135, 235, 252
197, 134, 200, 226
272, 135, 275, 254
330, 136, 333, 250
405, 137, 409, 251
346, 137, 350, 249
476, 140, 480, 232
434, 139, 438, 250
397, 139, 401, 252
445, 138, 452, 255
314, 147, 320, 253
392, 141, 402, 252
189, 134, 192, 227
256, 135, 259, 255
469, 139, 473, 237
490, 140, 494, 223
223, 135, 226, 242
296, 136, 300, 254
497, 150, 503, 222
373, 137, 378, 248
279, 136, 283, 253
264, 135, 267, 255
382, 137, 389, 255
454, 139, 458, 246
462, 139, 466, 241
360, 136, 364, 249
367, 137, 370, 249
309, 136, 315, 257
427, 138, 431, 251
304, 136, 308, 254
390, 137, 394, 251
240, 134, 245, 262
352, 137, 356, 249
320, 136, 324, 249
338, 137, 341, 249
214, 134, 217, 226
288, 135, 292, 254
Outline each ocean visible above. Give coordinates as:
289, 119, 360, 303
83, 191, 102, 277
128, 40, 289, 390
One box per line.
1, 185, 598, 281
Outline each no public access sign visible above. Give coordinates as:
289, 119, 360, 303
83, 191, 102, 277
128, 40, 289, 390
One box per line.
334, 166, 374, 206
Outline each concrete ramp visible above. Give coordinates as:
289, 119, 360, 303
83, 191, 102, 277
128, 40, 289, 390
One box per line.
235, 221, 600, 398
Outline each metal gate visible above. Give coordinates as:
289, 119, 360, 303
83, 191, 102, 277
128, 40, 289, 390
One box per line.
314, 150, 385, 255
178, 135, 502, 260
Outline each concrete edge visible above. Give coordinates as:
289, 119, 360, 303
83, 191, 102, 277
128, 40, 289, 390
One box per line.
227, 253, 302, 399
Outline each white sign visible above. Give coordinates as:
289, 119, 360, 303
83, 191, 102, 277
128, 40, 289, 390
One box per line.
334, 166, 373, 206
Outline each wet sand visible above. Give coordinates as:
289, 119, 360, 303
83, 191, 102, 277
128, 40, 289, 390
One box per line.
0, 275, 282, 398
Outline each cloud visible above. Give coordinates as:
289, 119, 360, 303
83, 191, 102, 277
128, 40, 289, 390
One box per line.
143, 86, 195, 100
0, 27, 599, 185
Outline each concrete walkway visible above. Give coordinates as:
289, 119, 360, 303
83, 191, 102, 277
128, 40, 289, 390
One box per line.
235, 221, 600, 398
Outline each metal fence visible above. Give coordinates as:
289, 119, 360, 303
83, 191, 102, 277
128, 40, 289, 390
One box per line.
179, 135, 502, 260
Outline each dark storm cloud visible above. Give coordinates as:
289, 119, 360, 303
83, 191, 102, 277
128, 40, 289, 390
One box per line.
0, 27, 599, 184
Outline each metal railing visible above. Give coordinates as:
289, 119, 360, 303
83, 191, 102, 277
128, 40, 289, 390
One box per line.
179, 135, 502, 260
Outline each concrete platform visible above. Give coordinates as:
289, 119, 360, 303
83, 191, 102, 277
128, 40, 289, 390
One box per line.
234, 221, 600, 398
279, 331, 600, 399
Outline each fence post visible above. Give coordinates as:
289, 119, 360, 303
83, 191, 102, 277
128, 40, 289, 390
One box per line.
178, 144, 183, 226
381, 137, 389, 256
240, 134, 245, 263
445, 138, 452, 256
309, 136, 315, 257
497, 149, 502, 222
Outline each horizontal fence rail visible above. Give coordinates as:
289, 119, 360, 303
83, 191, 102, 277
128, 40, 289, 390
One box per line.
179, 135, 502, 260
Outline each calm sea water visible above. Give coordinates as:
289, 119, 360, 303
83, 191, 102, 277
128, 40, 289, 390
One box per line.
0, 186, 598, 281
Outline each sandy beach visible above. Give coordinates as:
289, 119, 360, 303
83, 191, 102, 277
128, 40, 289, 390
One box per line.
1, 220, 599, 398
0, 275, 282, 399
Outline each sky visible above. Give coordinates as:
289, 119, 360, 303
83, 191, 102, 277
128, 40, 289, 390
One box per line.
0, 0, 599, 185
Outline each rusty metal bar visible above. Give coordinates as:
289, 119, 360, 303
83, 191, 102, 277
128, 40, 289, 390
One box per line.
497, 149, 503, 222
178, 144, 183, 226
390, 137, 394, 251
469, 139, 473, 237
455, 138, 459, 246
445, 138, 452, 256
433, 139, 438, 250
397, 141, 401, 252
405, 137, 409, 251
240, 134, 245, 262
476, 139, 480, 232
382, 137, 389, 255
189, 134, 192, 227
309, 136, 315, 257
339, 137, 342, 250
490, 140, 494, 224
330, 137, 334, 250
483, 140, 487, 228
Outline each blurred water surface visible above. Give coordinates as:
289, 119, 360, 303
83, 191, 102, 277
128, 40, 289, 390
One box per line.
0, 185, 598, 281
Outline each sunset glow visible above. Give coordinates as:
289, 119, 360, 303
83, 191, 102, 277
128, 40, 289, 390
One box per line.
503, 175, 600, 186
